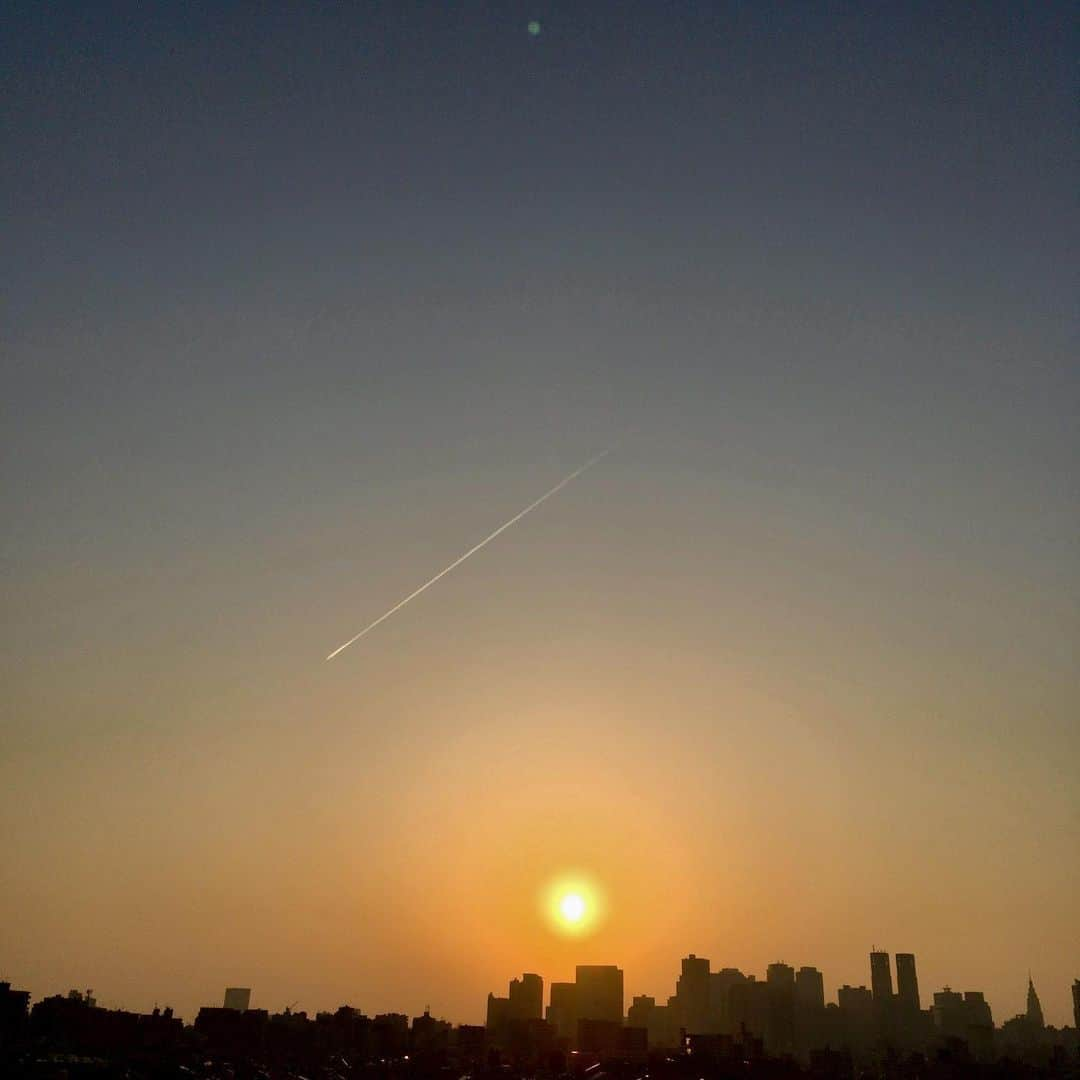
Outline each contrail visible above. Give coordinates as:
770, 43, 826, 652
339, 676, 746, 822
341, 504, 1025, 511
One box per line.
325, 447, 615, 660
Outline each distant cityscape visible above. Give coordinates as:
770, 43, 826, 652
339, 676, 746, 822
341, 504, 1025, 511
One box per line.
3, 950, 1079, 1078
485, 953, 1078, 1065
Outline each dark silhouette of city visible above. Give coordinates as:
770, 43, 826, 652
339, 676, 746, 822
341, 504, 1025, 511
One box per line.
3, 953, 1078, 1079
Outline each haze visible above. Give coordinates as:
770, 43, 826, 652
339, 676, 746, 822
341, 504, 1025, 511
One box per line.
1, 1, 1076, 1027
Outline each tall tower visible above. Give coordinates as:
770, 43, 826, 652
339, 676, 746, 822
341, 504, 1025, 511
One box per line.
1072, 979, 1080, 1032
676, 955, 711, 1034
869, 951, 894, 1040
795, 967, 825, 1011
766, 963, 797, 1053
869, 952, 893, 1002
547, 982, 577, 1041
895, 954, 920, 1011
575, 965, 623, 1023
1026, 976, 1045, 1028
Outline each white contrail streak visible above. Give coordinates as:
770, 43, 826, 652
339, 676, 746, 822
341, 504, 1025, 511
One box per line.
325, 447, 614, 660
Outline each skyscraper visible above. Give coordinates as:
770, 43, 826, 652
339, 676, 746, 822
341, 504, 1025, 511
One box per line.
766, 963, 796, 1053
508, 973, 543, 1021
895, 954, 920, 1011
962, 992, 995, 1062
795, 967, 825, 1011
486, 993, 510, 1033
838, 985, 875, 1053
1072, 979, 1080, 1032
1026, 976, 1045, 1028
793, 968, 826, 1060
932, 989, 965, 1037
709, 968, 747, 1034
766, 963, 795, 990
728, 978, 771, 1043
933, 989, 994, 1061
546, 982, 577, 1042
575, 966, 623, 1023
869, 952, 893, 1002
676, 955, 711, 1034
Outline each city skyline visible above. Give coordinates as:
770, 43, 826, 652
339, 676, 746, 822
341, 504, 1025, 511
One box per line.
4, 946, 1076, 1032
4, 946, 1079, 1075
7, 967, 1078, 1078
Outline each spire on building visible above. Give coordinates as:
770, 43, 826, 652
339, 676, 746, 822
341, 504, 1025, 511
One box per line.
1026, 975, 1045, 1029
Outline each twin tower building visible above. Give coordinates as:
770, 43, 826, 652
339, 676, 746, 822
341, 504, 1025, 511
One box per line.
871, 950, 921, 1011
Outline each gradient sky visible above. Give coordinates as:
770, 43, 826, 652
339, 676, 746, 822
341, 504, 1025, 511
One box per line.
2, 0, 1077, 1027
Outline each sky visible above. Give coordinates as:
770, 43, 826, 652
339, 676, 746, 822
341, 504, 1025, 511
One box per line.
1, 0, 1077, 1027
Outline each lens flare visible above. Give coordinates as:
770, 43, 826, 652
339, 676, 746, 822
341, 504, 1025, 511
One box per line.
544, 875, 605, 936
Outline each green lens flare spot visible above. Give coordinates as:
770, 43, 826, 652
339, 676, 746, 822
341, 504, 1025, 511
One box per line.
527, 21, 541, 37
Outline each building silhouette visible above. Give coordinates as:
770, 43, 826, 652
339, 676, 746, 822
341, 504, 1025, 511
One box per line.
577, 1017, 620, 1055
545, 981, 576, 1042
793, 967, 825, 1058
628, 994, 678, 1049
1027, 975, 1045, 1028
508, 973, 542, 1021
765, 962, 796, 1054
795, 967, 824, 1011
483, 974, 549, 1060
33, 992, 182, 1058
932, 987, 994, 1061
223, 987, 251, 1012
485, 991, 509, 1033
962, 991, 994, 1059
837, 985, 874, 1055
574, 965, 623, 1024
411, 1009, 452, 1059
869, 950, 895, 1042
896, 954, 919, 1010
729, 978, 770, 1047
626, 994, 653, 1026
869, 950, 893, 1003
372, 1013, 409, 1058
0, 982, 31, 1051
892, 953, 926, 1049
710, 968, 747, 1035
455, 1022, 486, 1061
1072, 978, 1080, 1031
488, 971, 544, 1046
675, 954, 711, 1035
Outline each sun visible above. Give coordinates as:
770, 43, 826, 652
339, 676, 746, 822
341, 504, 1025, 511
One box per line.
560, 892, 586, 924
543, 875, 605, 937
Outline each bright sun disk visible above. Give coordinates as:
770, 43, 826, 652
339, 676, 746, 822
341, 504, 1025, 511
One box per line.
544, 876, 604, 937
560, 892, 586, 923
